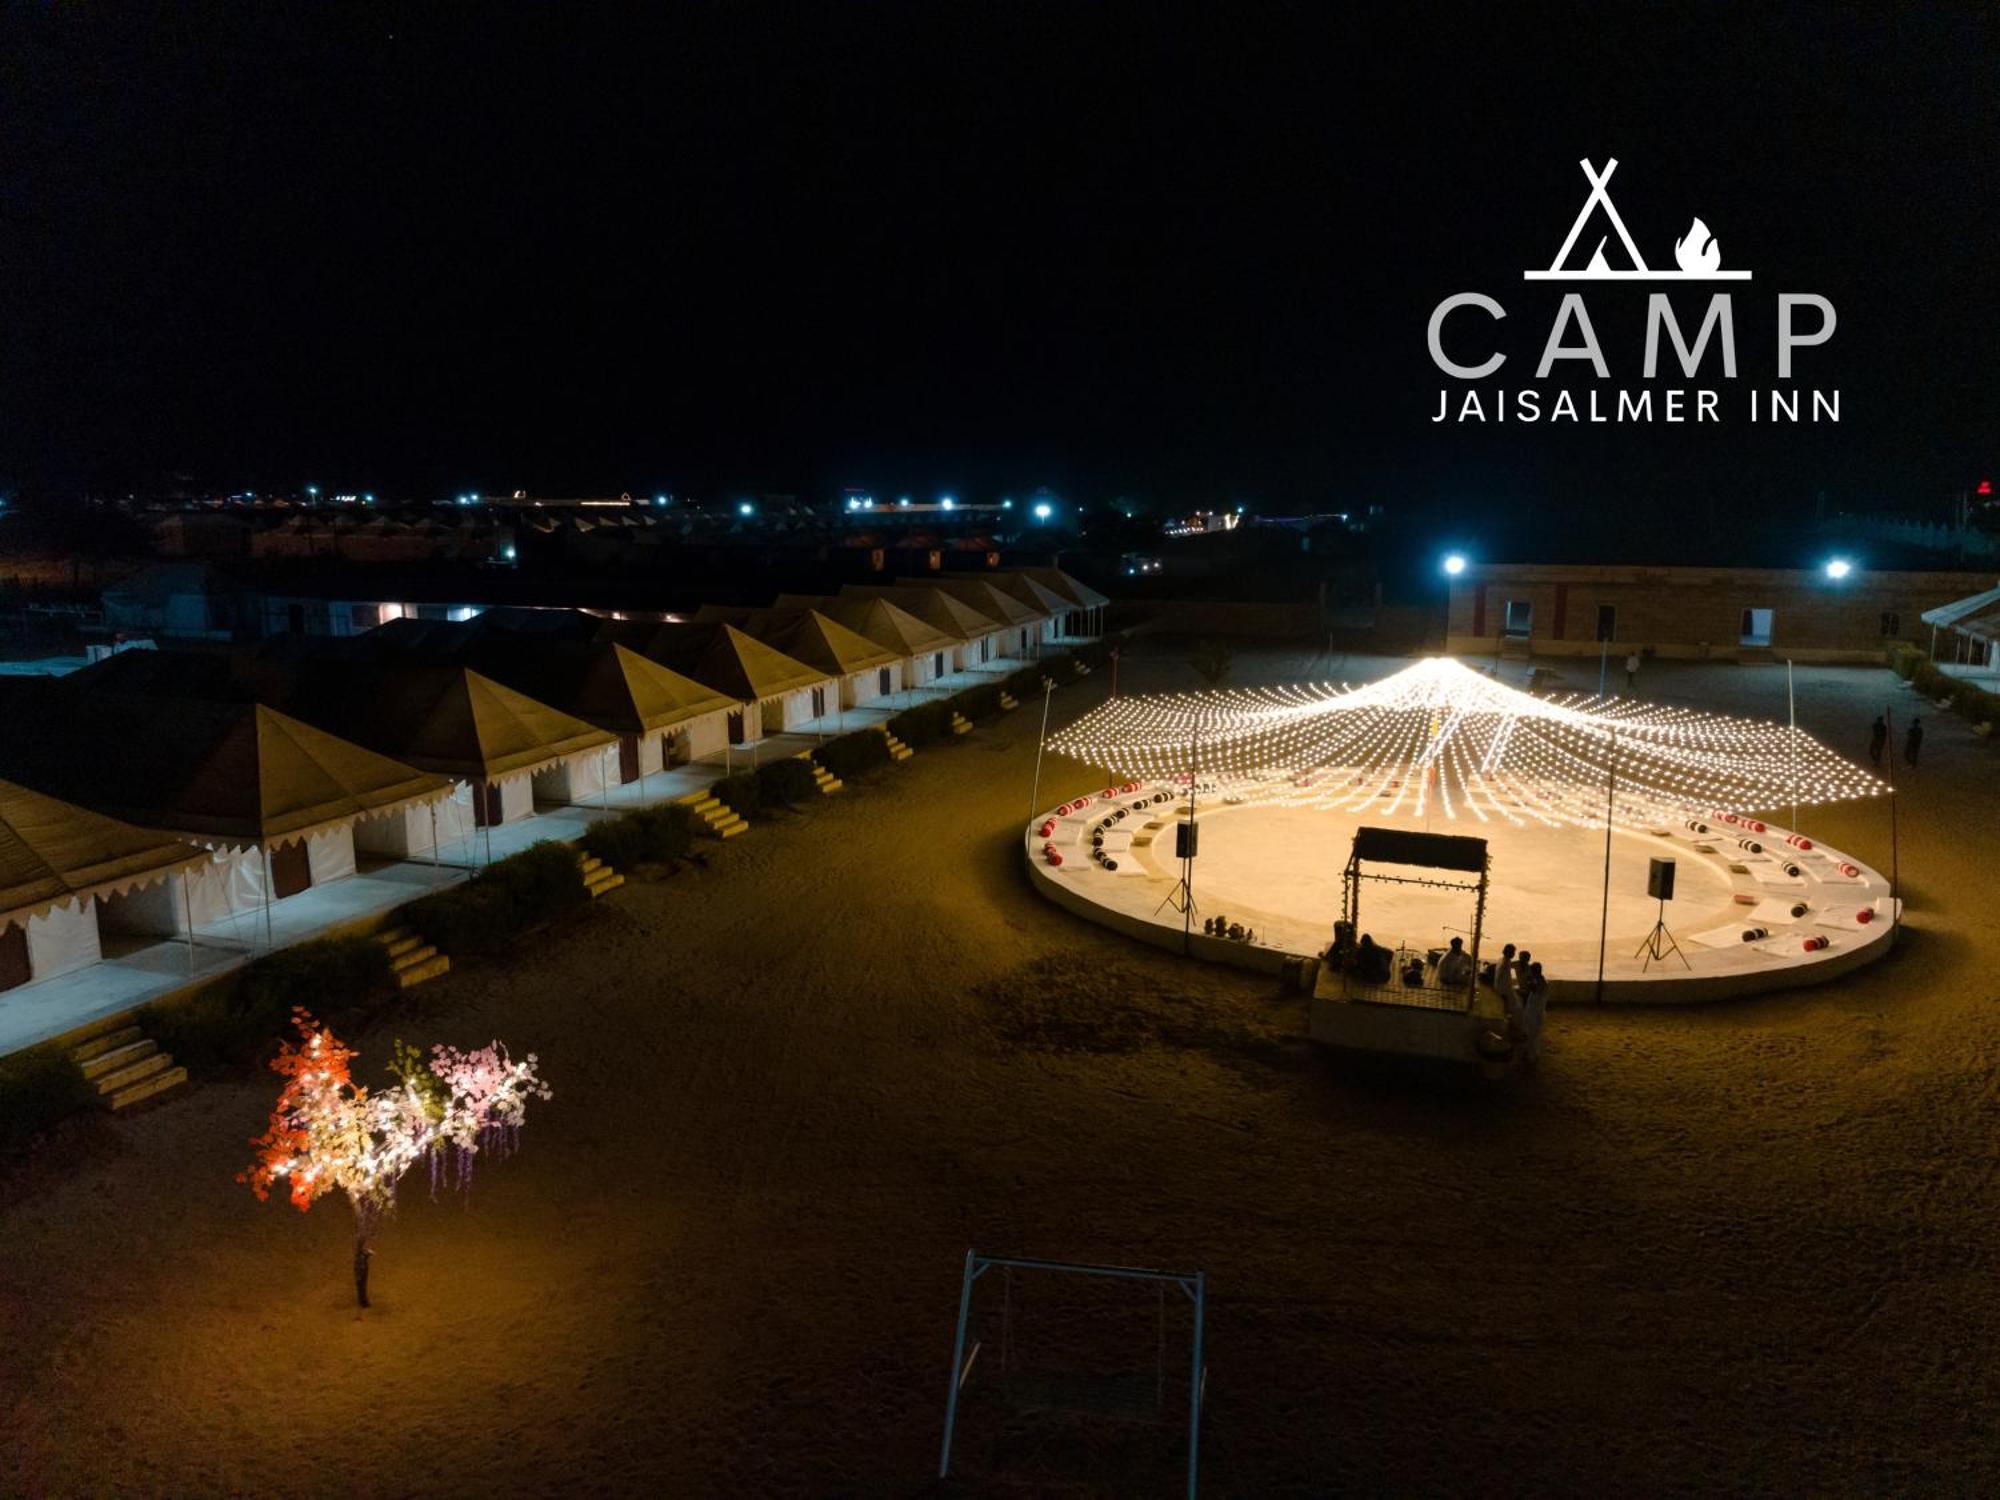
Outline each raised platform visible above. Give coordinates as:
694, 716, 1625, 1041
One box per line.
1024, 782, 1899, 1005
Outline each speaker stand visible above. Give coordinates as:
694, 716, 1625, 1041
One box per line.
1633, 896, 1689, 971
1155, 858, 1198, 920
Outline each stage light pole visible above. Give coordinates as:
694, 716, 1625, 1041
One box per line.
1595, 724, 1616, 1004
1026, 678, 1055, 825
1440, 552, 1468, 655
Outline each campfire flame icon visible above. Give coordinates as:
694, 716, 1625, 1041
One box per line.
1525, 160, 1752, 281
1673, 217, 1723, 274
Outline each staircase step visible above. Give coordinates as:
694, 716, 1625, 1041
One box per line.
585, 870, 624, 897
579, 854, 605, 876
715, 818, 749, 838
80, 1039, 158, 1081
379, 930, 424, 960
108, 1065, 188, 1112
389, 942, 439, 972
94, 1051, 172, 1096
71, 1025, 144, 1064
393, 954, 451, 989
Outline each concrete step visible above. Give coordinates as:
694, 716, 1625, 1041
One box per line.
713, 815, 749, 838
393, 954, 451, 989
999, 692, 1019, 710
94, 1050, 172, 1097
950, 713, 973, 735
389, 941, 439, 973
80, 1038, 158, 1081
579, 854, 605, 876
584, 868, 625, 898
108, 1064, 188, 1112
71, 1025, 144, 1065
378, 928, 424, 960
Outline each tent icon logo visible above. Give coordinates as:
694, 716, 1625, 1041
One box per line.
1525, 158, 1752, 282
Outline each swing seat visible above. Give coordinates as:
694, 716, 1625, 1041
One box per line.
996, 1370, 1164, 1423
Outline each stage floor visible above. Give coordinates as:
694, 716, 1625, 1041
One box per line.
1026, 783, 1900, 1003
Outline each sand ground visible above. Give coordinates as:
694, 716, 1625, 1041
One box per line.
2, 643, 1996, 1496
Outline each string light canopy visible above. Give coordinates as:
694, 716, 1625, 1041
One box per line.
1045, 657, 1889, 829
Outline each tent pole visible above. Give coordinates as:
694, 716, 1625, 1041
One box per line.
1027, 678, 1055, 825
1787, 659, 1799, 831
182, 873, 196, 974
261, 845, 274, 952
1595, 727, 1615, 1004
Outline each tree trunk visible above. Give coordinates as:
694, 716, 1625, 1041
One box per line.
354, 1235, 373, 1308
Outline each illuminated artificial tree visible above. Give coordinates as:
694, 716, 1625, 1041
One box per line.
242, 1009, 551, 1308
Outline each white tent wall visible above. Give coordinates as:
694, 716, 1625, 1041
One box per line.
772, 685, 828, 732
25, 897, 102, 982
177, 845, 269, 931
97, 879, 182, 938
535, 746, 621, 802
497, 772, 535, 823
305, 826, 357, 886
685, 711, 729, 760
354, 788, 475, 859
637, 731, 664, 776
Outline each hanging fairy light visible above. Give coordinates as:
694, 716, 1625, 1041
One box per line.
1044, 657, 1888, 830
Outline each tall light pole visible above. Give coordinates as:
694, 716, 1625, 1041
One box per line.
1440, 552, 1468, 657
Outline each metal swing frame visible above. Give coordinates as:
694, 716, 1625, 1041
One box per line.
939, 1250, 1208, 1497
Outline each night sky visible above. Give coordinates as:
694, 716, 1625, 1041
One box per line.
4, 4, 1994, 539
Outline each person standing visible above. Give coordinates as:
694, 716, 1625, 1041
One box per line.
1868, 715, 1887, 767
1905, 716, 1924, 767
1624, 650, 1641, 690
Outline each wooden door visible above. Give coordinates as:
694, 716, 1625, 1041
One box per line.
269, 840, 312, 900
0, 922, 29, 992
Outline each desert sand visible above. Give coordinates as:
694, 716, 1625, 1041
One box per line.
2, 645, 1995, 1496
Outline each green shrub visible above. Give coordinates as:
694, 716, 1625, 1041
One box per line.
888, 700, 952, 746
1002, 664, 1047, 698
142, 934, 394, 1075
0, 1041, 93, 1154
1889, 643, 1922, 679
405, 841, 587, 957
581, 803, 702, 867
952, 682, 1004, 720
813, 728, 893, 779
755, 756, 819, 807
141, 989, 247, 1075
711, 770, 763, 818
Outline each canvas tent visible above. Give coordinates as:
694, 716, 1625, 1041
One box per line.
778, 593, 964, 699
836, 584, 1010, 672
914, 576, 1051, 658
692, 605, 902, 718
1920, 581, 2000, 666
0, 779, 207, 994
0, 684, 451, 936
286, 660, 617, 851
1004, 567, 1111, 639
603, 621, 833, 742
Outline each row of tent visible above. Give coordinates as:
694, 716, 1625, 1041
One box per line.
0, 568, 1107, 1000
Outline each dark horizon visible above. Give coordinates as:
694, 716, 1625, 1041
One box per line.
4, 5, 1995, 539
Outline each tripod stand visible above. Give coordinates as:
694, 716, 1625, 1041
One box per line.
1155, 854, 1198, 921
1633, 895, 1688, 971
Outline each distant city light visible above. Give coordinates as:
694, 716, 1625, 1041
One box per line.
940, 497, 955, 511
363, 493, 375, 504
655, 494, 667, 505
1825, 557, 1854, 580
898, 497, 911, 508
1442, 553, 1468, 576
305, 485, 318, 497
737, 500, 755, 516
501, 544, 517, 560
1001, 499, 1013, 510
1033, 502, 1053, 520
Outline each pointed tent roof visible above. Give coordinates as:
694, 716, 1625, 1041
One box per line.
912, 576, 1042, 627
606, 622, 831, 702
807, 594, 962, 660
987, 572, 1074, 617
1010, 566, 1111, 611
456, 638, 738, 736
290, 662, 617, 782
838, 584, 1001, 642
1919, 581, 2000, 629
0, 684, 452, 847
0, 778, 206, 931
727, 608, 901, 677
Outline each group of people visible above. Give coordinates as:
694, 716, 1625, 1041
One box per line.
1869, 713, 1922, 769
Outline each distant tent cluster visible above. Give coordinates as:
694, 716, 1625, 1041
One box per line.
0, 567, 1106, 1006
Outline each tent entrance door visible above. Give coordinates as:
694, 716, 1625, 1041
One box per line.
0, 922, 29, 992
618, 735, 641, 783
472, 782, 505, 827
270, 841, 312, 900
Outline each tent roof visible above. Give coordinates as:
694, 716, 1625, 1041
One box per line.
729, 609, 902, 676
606, 621, 830, 702
838, 584, 1000, 642
290, 662, 617, 781
462, 639, 738, 734
0, 684, 453, 846
1919, 582, 2000, 629
987, 572, 1074, 616
912, 577, 1042, 627
811, 594, 962, 658
0, 778, 206, 931
1010, 566, 1111, 610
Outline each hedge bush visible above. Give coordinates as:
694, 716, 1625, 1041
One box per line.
145, 932, 397, 1074
1002, 664, 1047, 698
404, 841, 587, 958
581, 802, 703, 868
888, 700, 952, 747
812, 728, 893, 779
711, 770, 763, 819
952, 681, 1004, 721
755, 756, 819, 807
0, 1041, 93, 1154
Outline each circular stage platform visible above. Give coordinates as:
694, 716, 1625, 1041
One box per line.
1025, 783, 1899, 1003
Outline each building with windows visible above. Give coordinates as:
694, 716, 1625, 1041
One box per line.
1445, 563, 1997, 663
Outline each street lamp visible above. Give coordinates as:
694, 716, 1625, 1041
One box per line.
1824, 557, 1854, 580
1442, 552, 1468, 576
